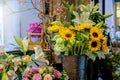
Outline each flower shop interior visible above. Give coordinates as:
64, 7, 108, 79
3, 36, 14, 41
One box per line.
0, 0, 120, 80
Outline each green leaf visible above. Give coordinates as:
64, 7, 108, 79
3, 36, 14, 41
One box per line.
69, 4, 74, 14
14, 36, 23, 49
0, 54, 7, 61
103, 14, 113, 18
49, 40, 56, 45
0, 72, 3, 79
81, 31, 89, 40
64, 40, 69, 46
95, 21, 104, 28
80, 4, 88, 11
2, 72, 8, 80
61, 2, 69, 10
76, 32, 82, 41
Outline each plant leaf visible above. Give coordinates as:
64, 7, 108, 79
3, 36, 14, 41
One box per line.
95, 21, 104, 28
80, 4, 88, 11
81, 31, 89, 40
103, 14, 113, 18
1, 72, 9, 80
69, 4, 74, 14
0, 54, 7, 61
14, 36, 23, 49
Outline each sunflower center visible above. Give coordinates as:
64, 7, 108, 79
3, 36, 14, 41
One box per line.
65, 33, 72, 38
91, 41, 97, 47
93, 32, 98, 37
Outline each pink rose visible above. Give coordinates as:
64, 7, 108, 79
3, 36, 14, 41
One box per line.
44, 74, 52, 80
54, 70, 62, 78
23, 77, 29, 80
25, 73, 33, 78
31, 66, 42, 73
48, 66, 54, 72
33, 74, 42, 80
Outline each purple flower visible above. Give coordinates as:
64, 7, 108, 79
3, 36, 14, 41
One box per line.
33, 74, 42, 80
44, 74, 52, 80
31, 66, 42, 73
54, 70, 62, 78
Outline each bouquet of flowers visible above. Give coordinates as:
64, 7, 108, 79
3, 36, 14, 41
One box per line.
23, 66, 68, 80
48, 1, 112, 60
0, 49, 32, 80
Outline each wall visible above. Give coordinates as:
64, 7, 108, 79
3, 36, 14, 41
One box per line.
2, 0, 41, 51
3, 0, 20, 51
19, 1, 41, 38
105, 0, 116, 41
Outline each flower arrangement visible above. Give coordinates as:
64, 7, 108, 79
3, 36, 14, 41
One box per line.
48, 1, 112, 60
0, 48, 32, 80
26, 22, 43, 37
23, 66, 68, 80
0, 36, 67, 80
0, 36, 33, 80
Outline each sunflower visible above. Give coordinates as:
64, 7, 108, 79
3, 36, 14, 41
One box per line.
101, 36, 107, 43
102, 44, 108, 53
59, 28, 75, 41
59, 27, 68, 36
88, 40, 101, 51
74, 23, 93, 31
90, 27, 103, 40
80, 23, 93, 29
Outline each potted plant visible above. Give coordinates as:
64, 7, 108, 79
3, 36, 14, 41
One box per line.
48, 1, 112, 80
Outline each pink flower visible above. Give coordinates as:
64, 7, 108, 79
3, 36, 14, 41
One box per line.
44, 74, 52, 80
26, 22, 43, 37
54, 70, 62, 78
48, 66, 54, 72
31, 66, 42, 73
27, 22, 42, 33
33, 74, 42, 80
23, 77, 29, 80
25, 73, 33, 78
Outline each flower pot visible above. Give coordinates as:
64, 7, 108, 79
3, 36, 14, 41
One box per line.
62, 55, 87, 80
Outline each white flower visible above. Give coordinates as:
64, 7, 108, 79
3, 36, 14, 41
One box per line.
72, 11, 95, 26
56, 37, 65, 44
22, 36, 29, 52
80, 1, 99, 14
34, 46, 49, 65
54, 44, 66, 55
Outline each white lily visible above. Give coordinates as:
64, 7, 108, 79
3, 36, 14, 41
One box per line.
22, 36, 29, 54
72, 11, 95, 26
80, 1, 99, 14
34, 45, 49, 66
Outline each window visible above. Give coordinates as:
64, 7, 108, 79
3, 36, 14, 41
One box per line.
116, 2, 120, 27
0, 6, 4, 45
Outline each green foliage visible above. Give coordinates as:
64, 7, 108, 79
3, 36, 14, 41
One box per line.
89, 12, 105, 23
104, 51, 120, 79
1, 72, 9, 80
14, 36, 23, 50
